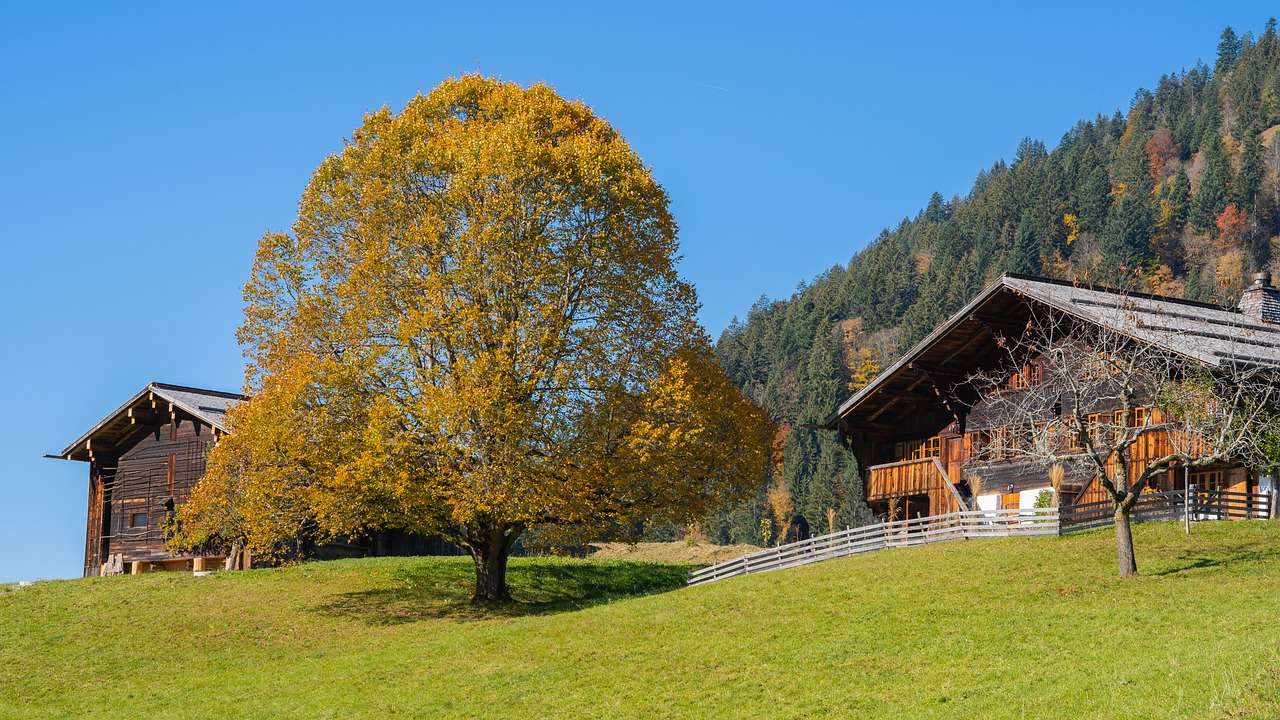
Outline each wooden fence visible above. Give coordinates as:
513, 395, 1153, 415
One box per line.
687, 488, 1273, 586
1059, 488, 1271, 532
687, 508, 1058, 586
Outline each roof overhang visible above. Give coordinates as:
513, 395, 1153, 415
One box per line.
822, 276, 1014, 431
823, 273, 1268, 434
53, 382, 246, 462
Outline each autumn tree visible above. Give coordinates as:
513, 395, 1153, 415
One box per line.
174, 76, 771, 603
1144, 127, 1179, 182
1216, 203, 1249, 248
968, 302, 1277, 577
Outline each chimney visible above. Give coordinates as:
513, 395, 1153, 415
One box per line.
1238, 272, 1280, 323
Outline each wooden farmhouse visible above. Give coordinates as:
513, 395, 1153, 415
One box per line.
823, 273, 1280, 522
55, 382, 454, 577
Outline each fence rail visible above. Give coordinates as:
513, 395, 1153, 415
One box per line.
687, 508, 1058, 586
1059, 488, 1271, 532
687, 489, 1273, 586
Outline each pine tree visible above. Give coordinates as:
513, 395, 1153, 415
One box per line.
1008, 210, 1042, 274
1100, 187, 1154, 278
1076, 162, 1112, 232
1218, 27, 1242, 72
1191, 134, 1230, 232
1237, 128, 1264, 209
924, 192, 950, 223
1167, 169, 1191, 228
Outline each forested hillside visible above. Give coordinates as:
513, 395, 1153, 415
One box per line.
706, 21, 1280, 545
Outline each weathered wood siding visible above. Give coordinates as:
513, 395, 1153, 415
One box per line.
89, 419, 217, 573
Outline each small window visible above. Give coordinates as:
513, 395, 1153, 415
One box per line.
129, 513, 148, 528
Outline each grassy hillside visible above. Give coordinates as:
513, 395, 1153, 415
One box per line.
4, 522, 1280, 719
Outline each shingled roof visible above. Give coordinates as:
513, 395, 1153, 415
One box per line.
56, 382, 246, 461
824, 273, 1280, 430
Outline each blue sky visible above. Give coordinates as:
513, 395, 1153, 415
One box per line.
1, 2, 1273, 582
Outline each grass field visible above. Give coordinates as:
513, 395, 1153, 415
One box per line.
4, 521, 1280, 719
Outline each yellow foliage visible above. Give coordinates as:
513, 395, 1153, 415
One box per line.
1215, 250, 1245, 298
765, 476, 793, 545
174, 76, 771, 598
1063, 213, 1080, 246
1147, 264, 1183, 297
847, 348, 881, 393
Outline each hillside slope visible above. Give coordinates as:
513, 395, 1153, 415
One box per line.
708, 20, 1280, 545
4, 522, 1280, 719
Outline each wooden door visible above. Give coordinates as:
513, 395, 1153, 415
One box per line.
1000, 492, 1020, 510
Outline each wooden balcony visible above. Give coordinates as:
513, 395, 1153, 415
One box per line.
867, 457, 943, 501
867, 456, 969, 517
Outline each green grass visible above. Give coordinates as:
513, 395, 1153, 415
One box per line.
4, 522, 1280, 719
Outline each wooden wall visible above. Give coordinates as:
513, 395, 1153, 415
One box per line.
85, 418, 216, 575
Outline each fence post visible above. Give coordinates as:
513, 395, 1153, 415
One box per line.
1183, 466, 1191, 536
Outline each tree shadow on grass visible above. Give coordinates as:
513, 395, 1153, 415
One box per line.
311, 558, 692, 625
1149, 546, 1280, 576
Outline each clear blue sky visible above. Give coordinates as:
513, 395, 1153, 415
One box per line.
1, 2, 1273, 582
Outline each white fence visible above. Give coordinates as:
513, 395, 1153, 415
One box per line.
687, 508, 1059, 586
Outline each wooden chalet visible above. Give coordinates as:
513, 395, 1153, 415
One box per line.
53, 383, 243, 577
54, 382, 456, 577
823, 273, 1280, 521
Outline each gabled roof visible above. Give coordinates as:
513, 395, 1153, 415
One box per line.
55, 382, 247, 461
824, 273, 1280, 430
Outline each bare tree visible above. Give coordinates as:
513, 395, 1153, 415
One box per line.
964, 298, 1278, 577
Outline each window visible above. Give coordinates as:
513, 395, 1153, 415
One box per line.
893, 436, 941, 461
1133, 407, 1149, 427
1007, 363, 1043, 390
129, 513, 148, 528
1086, 413, 1104, 443
1008, 369, 1026, 390
1190, 469, 1224, 491
916, 436, 941, 460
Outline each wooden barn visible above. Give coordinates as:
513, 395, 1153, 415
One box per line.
823, 273, 1280, 521
54, 382, 456, 577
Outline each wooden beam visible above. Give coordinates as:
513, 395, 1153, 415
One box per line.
126, 408, 163, 425
867, 396, 901, 422
912, 363, 968, 431
85, 438, 115, 454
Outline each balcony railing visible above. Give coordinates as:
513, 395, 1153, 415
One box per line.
867, 456, 944, 501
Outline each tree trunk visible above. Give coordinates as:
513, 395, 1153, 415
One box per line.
468, 525, 520, 604
1114, 505, 1137, 577
225, 539, 244, 571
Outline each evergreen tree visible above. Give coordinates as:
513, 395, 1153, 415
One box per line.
1238, 128, 1264, 209
1100, 186, 1154, 278
924, 191, 950, 223
1218, 26, 1242, 72
1167, 169, 1191, 228
1076, 162, 1112, 232
1008, 210, 1042, 274
1191, 134, 1231, 232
